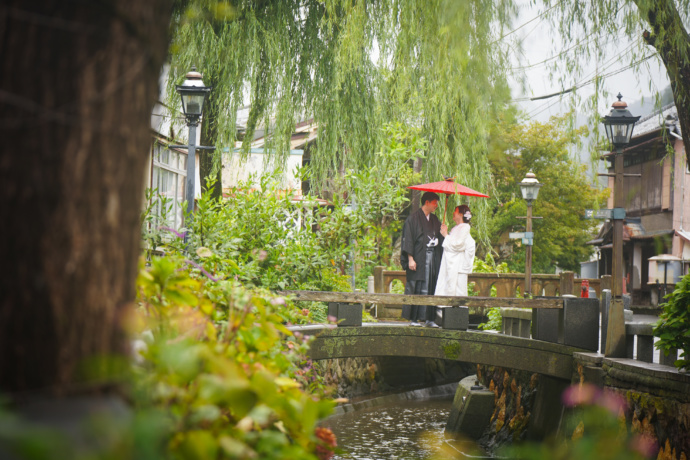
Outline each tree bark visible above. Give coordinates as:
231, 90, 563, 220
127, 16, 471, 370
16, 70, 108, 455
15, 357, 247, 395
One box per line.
636, 0, 690, 164
199, 75, 223, 200
0, 1, 171, 395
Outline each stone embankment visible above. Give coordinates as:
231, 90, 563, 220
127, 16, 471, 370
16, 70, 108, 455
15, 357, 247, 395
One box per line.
313, 356, 474, 399
446, 361, 690, 458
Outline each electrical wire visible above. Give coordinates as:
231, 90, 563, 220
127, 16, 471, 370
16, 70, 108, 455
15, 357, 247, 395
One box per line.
490, 0, 566, 45
516, 50, 658, 121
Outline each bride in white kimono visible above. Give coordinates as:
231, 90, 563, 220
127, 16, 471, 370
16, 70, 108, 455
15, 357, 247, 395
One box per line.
437, 205, 475, 297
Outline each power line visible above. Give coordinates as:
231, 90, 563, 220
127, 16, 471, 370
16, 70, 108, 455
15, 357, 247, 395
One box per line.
514, 48, 656, 110
518, 52, 658, 121
508, 34, 618, 73
490, 0, 566, 45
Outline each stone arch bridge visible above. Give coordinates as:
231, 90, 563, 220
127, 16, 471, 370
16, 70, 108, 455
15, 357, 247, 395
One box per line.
295, 325, 583, 380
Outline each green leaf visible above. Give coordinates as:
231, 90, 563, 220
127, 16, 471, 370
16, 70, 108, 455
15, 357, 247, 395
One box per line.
197, 374, 257, 418
177, 430, 218, 460
218, 436, 255, 458
196, 247, 214, 258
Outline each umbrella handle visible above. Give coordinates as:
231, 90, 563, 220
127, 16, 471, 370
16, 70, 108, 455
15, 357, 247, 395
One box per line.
443, 195, 449, 225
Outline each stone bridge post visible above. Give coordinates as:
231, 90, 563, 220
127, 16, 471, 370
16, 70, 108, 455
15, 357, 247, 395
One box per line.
374, 266, 384, 294
559, 271, 574, 296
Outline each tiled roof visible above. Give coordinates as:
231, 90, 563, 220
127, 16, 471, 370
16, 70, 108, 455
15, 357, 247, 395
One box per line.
633, 103, 681, 138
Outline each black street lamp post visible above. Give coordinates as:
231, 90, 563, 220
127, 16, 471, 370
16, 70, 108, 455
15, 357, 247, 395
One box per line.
175, 67, 212, 216
519, 171, 542, 297
601, 93, 640, 357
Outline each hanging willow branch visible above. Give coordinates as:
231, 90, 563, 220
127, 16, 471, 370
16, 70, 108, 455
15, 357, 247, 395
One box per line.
167, 0, 518, 238
539, 0, 690, 168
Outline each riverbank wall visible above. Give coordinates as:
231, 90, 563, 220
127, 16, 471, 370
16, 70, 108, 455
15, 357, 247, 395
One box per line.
313, 357, 475, 400
465, 357, 690, 458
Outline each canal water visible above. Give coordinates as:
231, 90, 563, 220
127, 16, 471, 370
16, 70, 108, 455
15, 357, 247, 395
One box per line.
322, 397, 488, 459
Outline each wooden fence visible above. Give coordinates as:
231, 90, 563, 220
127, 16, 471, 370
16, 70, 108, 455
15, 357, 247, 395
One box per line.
372, 267, 609, 318
283, 290, 562, 310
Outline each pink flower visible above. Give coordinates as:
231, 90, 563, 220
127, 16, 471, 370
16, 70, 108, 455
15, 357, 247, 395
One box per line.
597, 390, 627, 415
562, 383, 600, 407
630, 434, 658, 458
562, 384, 627, 415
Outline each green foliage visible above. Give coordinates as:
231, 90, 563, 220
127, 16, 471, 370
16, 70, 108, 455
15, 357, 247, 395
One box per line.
537, 0, 690, 169
323, 122, 425, 277
141, 187, 175, 258
653, 272, 690, 370
144, 123, 421, 294
147, 174, 351, 293
0, 403, 170, 460
0, 256, 337, 460
479, 308, 503, 332
134, 256, 336, 459
474, 253, 511, 331
473, 252, 511, 274
487, 114, 608, 274
168, 0, 519, 240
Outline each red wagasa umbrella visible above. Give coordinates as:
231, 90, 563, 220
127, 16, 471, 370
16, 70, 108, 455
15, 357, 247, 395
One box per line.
408, 177, 489, 224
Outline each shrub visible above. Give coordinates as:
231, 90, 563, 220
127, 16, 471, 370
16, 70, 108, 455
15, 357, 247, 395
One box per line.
653, 273, 690, 370
476, 253, 511, 331
134, 255, 338, 459
0, 256, 339, 460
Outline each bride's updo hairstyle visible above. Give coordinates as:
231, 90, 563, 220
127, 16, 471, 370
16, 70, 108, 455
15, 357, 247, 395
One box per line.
456, 205, 472, 224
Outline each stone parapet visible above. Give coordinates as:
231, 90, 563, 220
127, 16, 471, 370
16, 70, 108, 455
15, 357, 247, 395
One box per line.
501, 307, 532, 338
574, 352, 690, 457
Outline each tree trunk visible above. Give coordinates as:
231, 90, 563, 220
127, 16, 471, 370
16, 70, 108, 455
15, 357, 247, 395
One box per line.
199, 75, 223, 200
0, 1, 171, 395
637, 0, 690, 164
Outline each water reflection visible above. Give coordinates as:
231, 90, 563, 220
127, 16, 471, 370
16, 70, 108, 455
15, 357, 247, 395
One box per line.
323, 398, 487, 459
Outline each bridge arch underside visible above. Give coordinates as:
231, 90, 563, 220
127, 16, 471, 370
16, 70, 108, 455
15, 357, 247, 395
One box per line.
307, 327, 583, 380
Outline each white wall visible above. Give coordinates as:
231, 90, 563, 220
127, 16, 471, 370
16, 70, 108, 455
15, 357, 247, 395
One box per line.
223, 149, 303, 193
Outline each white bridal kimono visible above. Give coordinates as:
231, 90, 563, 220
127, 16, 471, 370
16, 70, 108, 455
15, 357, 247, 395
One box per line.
435, 223, 475, 297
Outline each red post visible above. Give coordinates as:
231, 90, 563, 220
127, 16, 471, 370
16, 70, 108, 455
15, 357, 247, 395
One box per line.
580, 279, 590, 298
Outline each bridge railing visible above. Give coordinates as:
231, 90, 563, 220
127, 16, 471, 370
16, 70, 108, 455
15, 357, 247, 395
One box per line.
283, 290, 561, 310
281, 289, 678, 367
283, 290, 600, 350
372, 266, 606, 319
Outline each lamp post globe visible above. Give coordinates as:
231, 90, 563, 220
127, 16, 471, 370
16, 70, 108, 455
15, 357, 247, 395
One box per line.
176, 66, 211, 124
602, 93, 641, 148
519, 171, 542, 205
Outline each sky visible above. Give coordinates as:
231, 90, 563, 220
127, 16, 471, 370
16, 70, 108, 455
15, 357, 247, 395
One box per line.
507, 1, 671, 124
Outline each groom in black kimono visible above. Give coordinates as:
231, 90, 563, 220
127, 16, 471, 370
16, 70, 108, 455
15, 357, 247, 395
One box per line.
400, 191, 445, 327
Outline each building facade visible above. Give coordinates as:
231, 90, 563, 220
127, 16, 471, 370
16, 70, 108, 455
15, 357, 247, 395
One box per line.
590, 104, 687, 305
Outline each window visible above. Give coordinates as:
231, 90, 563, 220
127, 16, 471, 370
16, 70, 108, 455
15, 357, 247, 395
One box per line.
151, 142, 187, 230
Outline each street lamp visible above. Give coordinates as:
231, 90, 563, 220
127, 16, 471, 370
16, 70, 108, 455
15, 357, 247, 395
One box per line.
601, 92, 639, 357
519, 171, 542, 297
520, 171, 542, 204
176, 67, 212, 216
602, 93, 639, 148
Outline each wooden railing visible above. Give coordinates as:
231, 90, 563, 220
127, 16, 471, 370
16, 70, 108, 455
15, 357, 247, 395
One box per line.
282, 290, 562, 310
372, 267, 608, 318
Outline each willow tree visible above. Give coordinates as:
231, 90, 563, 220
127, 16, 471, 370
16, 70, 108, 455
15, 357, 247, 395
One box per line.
541, 0, 690, 162
168, 0, 518, 232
